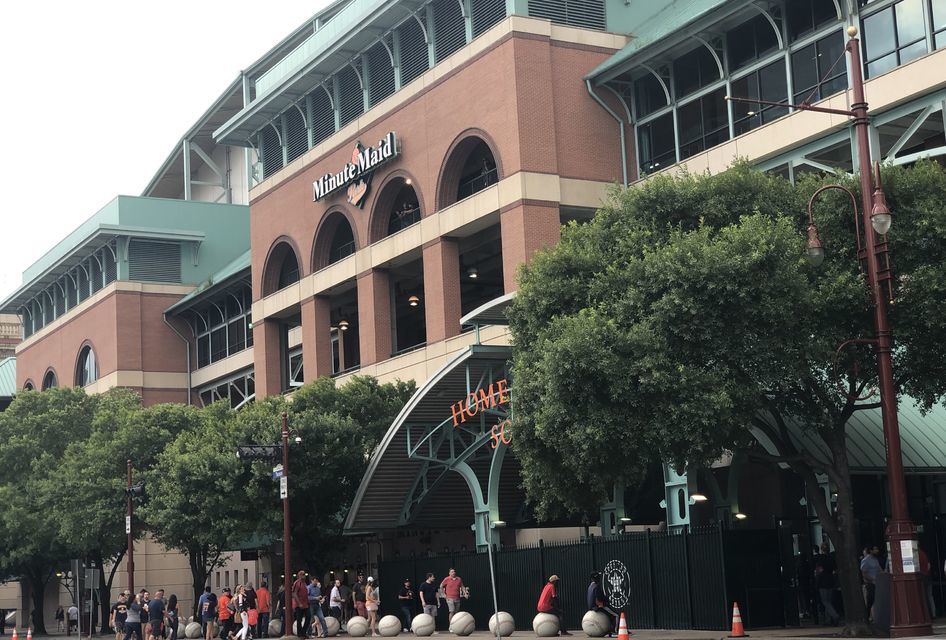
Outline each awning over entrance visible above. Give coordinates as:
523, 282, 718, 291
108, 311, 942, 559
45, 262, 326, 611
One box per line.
344, 342, 522, 544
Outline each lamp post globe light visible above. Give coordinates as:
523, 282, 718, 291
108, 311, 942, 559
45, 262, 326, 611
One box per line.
236, 412, 301, 630
728, 26, 930, 636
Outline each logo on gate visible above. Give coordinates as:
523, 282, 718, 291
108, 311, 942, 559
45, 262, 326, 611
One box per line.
603, 560, 630, 609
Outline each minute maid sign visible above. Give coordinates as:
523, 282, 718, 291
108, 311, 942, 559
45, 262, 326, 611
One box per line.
312, 132, 398, 208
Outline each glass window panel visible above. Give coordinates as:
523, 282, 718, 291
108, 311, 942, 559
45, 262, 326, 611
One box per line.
679, 89, 729, 160
197, 335, 210, 368
635, 73, 668, 118
787, 0, 837, 42
727, 19, 758, 70
674, 46, 718, 98
900, 39, 928, 62
896, 0, 926, 44
211, 327, 227, 362
933, 0, 946, 30
812, 0, 838, 29
864, 8, 897, 59
791, 42, 819, 101
228, 318, 246, 354
638, 112, 675, 174
868, 52, 899, 76
938, 32, 946, 49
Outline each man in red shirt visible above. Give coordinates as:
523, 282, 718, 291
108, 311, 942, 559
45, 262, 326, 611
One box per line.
256, 582, 271, 637
537, 575, 571, 636
439, 568, 466, 625
292, 571, 310, 639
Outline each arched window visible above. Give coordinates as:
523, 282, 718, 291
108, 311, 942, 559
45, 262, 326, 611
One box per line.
438, 135, 501, 209
23, 380, 34, 391
262, 241, 302, 296
42, 369, 58, 390
76, 345, 98, 386
313, 212, 358, 270
370, 177, 422, 243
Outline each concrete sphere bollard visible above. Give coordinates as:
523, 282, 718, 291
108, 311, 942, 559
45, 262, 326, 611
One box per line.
323, 616, 340, 637
188, 616, 195, 624
379, 614, 402, 636
184, 622, 202, 639
581, 611, 610, 637
488, 612, 515, 637
347, 616, 369, 637
449, 611, 475, 636
178, 623, 187, 639
411, 613, 436, 636
532, 613, 560, 637
267, 619, 283, 637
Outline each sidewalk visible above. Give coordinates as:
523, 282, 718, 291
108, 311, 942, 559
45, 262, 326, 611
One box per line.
6, 625, 946, 640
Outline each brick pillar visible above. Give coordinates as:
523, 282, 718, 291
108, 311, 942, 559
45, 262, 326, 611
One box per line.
357, 269, 392, 366
422, 238, 462, 344
253, 318, 284, 398
301, 295, 332, 381
500, 201, 561, 293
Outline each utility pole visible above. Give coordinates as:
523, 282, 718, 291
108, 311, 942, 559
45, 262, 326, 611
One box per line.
281, 412, 292, 631
126, 459, 134, 595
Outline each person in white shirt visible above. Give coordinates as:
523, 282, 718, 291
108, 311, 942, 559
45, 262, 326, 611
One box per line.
330, 580, 344, 620
67, 604, 80, 635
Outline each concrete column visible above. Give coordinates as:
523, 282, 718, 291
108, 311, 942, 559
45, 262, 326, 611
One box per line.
357, 269, 392, 366
301, 295, 333, 381
422, 238, 462, 344
253, 318, 284, 398
499, 201, 561, 293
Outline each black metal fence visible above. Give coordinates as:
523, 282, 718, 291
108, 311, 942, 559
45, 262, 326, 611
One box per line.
377, 525, 771, 631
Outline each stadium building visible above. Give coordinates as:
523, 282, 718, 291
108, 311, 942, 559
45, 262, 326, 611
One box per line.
5, 0, 946, 630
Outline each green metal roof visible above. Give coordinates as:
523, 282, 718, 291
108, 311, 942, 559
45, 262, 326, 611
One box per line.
587, 0, 735, 84
165, 250, 252, 315
0, 357, 16, 399
1, 197, 250, 313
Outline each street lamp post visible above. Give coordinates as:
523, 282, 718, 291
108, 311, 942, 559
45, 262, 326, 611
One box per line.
236, 412, 299, 634
728, 26, 930, 637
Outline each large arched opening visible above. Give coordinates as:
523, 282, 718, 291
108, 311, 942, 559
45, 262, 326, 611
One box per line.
75, 343, 99, 387
42, 368, 58, 390
437, 133, 502, 210
369, 175, 423, 243
313, 211, 358, 271
261, 240, 302, 296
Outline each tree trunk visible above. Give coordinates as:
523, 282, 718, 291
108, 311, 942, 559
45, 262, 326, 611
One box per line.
188, 546, 210, 620
99, 548, 126, 634
23, 568, 48, 635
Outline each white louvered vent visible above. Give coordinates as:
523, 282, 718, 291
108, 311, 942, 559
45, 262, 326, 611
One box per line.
432, 0, 467, 63
528, 0, 606, 30
285, 106, 308, 164
398, 17, 429, 87
337, 63, 364, 128
366, 38, 396, 107
128, 240, 182, 283
260, 125, 283, 180
309, 86, 335, 146
472, 0, 506, 36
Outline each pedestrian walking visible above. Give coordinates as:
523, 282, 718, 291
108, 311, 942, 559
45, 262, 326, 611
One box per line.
814, 544, 840, 625
365, 578, 380, 636
68, 603, 80, 635
245, 584, 258, 639
537, 575, 571, 637
123, 591, 145, 640
330, 580, 344, 621
198, 587, 215, 640
352, 575, 367, 620
398, 579, 415, 632
419, 573, 440, 624
233, 585, 252, 640
292, 571, 310, 639
218, 588, 234, 640
57, 605, 66, 633
308, 577, 327, 638
256, 582, 271, 638
148, 589, 167, 640
166, 595, 179, 640
860, 545, 882, 622
111, 593, 129, 640
439, 569, 466, 625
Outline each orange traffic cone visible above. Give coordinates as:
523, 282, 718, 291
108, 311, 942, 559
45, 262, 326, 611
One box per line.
26, 628, 32, 640
11, 627, 18, 640
729, 602, 748, 638
617, 612, 631, 640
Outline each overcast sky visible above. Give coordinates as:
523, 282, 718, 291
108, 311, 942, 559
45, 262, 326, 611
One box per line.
0, 1, 330, 301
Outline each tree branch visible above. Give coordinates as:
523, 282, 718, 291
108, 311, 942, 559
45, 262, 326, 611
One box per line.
852, 402, 882, 411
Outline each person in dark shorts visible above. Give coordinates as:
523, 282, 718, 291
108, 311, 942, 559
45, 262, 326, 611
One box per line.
148, 590, 166, 640
111, 593, 129, 640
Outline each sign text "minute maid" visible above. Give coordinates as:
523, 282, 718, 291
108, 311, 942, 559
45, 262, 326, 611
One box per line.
312, 132, 398, 202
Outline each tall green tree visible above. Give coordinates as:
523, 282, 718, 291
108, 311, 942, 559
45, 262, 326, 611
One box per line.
0, 388, 97, 633
508, 162, 946, 634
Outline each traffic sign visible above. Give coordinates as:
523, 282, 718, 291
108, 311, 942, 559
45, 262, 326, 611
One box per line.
125, 515, 132, 534
272, 464, 284, 480
279, 476, 288, 499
